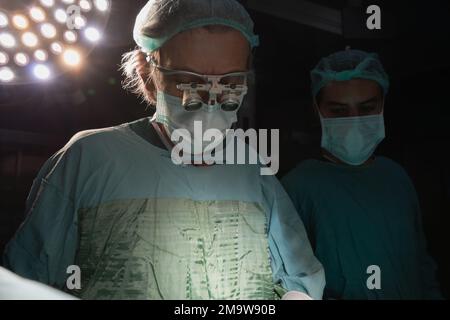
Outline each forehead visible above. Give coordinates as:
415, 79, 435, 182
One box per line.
320, 78, 382, 103
159, 27, 250, 74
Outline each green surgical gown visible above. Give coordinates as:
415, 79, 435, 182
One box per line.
282, 157, 442, 300
3, 118, 325, 300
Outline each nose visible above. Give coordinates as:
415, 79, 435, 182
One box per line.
205, 103, 220, 113
348, 106, 360, 117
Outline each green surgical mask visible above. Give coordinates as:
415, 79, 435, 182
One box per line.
319, 113, 386, 166
154, 91, 239, 155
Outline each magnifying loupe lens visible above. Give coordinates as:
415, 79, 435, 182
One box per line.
222, 103, 239, 111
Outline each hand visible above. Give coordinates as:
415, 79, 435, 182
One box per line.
282, 291, 313, 300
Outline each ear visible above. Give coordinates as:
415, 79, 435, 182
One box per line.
135, 51, 157, 104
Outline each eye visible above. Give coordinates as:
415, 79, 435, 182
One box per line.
359, 104, 378, 114
219, 75, 246, 86
167, 73, 206, 86
329, 106, 347, 115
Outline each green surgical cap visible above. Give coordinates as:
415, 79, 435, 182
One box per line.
133, 0, 260, 53
311, 49, 390, 97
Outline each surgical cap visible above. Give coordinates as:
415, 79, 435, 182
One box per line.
133, 0, 260, 53
311, 49, 390, 98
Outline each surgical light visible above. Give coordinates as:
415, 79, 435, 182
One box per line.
50, 42, 63, 54
74, 16, 87, 29
0, 67, 15, 82
33, 64, 51, 80
84, 27, 100, 42
14, 53, 30, 66
95, 0, 109, 12
30, 7, 46, 23
63, 49, 81, 67
0, 12, 8, 28
34, 49, 48, 62
0, 52, 8, 65
12, 15, 29, 30
0, 0, 110, 84
22, 32, 39, 47
64, 30, 77, 43
54, 9, 67, 24
80, 0, 93, 12
0, 32, 16, 48
41, 23, 57, 39
40, 0, 55, 7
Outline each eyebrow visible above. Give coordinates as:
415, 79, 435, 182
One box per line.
163, 62, 249, 75
324, 96, 381, 107
184, 67, 250, 75
324, 101, 348, 107
360, 97, 382, 105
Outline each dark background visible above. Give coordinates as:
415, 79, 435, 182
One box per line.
1, 0, 449, 298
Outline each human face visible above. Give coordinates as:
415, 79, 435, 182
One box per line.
317, 79, 384, 118
151, 27, 251, 100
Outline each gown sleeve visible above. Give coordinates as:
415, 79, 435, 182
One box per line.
263, 175, 325, 300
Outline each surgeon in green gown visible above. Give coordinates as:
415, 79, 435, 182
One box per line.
282, 49, 442, 299
3, 0, 325, 300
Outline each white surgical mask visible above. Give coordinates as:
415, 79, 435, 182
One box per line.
154, 91, 239, 154
320, 113, 386, 166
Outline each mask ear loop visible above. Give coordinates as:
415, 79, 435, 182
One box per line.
313, 96, 341, 164
313, 97, 325, 120
380, 97, 385, 116
150, 119, 174, 152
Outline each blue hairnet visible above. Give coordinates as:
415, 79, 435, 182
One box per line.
311, 49, 390, 97
133, 0, 259, 53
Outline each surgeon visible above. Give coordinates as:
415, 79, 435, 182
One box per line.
3, 0, 324, 300
282, 49, 442, 299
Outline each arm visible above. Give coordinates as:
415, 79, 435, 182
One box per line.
263, 176, 325, 300
3, 147, 80, 289
413, 203, 443, 299
400, 168, 443, 299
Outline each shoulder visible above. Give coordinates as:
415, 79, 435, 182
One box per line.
42, 122, 136, 177
282, 159, 326, 187
375, 156, 412, 183
64, 123, 131, 152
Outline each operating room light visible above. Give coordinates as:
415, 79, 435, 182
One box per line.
80, 0, 93, 12
63, 49, 81, 67
0, 0, 110, 84
0, 52, 8, 65
14, 53, 30, 66
50, 42, 63, 55
30, 7, 46, 23
0, 67, 15, 82
0, 32, 16, 48
12, 15, 29, 30
34, 49, 48, 62
41, 23, 57, 39
22, 32, 39, 48
84, 27, 101, 42
95, 0, 109, 12
40, 0, 55, 7
74, 16, 87, 29
54, 9, 68, 24
0, 12, 8, 28
33, 64, 51, 80
64, 30, 77, 43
